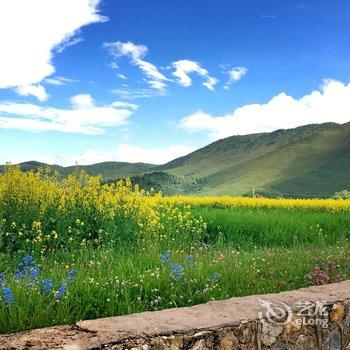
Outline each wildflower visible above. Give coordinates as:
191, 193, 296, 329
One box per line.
169, 262, 184, 281
310, 267, 329, 285
67, 268, 78, 283
14, 270, 25, 280
55, 284, 67, 300
2, 287, 15, 304
18, 255, 36, 270
160, 252, 170, 264
203, 287, 211, 294
41, 279, 54, 294
210, 272, 221, 283
185, 255, 195, 267
28, 267, 40, 281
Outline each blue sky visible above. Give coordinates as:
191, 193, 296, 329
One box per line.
0, 0, 350, 165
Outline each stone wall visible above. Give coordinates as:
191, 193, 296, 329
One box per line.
0, 281, 349, 350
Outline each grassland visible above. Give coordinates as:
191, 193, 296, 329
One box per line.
0, 166, 349, 334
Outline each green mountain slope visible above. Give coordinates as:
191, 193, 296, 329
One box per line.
0, 161, 154, 181
163, 122, 350, 197
197, 123, 350, 197
1, 122, 349, 197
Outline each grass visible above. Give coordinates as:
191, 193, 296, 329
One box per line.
190, 206, 350, 248
1, 238, 350, 333
0, 167, 349, 334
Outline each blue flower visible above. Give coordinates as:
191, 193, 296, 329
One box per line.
2, 287, 15, 304
67, 268, 78, 283
185, 255, 195, 267
169, 262, 184, 281
55, 284, 67, 300
210, 272, 221, 283
18, 255, 36, 270
161, 252, 170, 264
41, 279, 53, 294
28, 267, 40, 281
14, 269, 25, 280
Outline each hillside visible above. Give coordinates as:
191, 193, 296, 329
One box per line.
161, 122, 350, 197
0, 161, 154, 182
1, 122, 349, 197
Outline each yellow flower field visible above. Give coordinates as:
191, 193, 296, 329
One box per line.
154, 195, 350, 212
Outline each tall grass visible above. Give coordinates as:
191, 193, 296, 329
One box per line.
190, 206, 350, 248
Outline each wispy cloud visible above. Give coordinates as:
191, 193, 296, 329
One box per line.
179, 79, 350, 139
0, 0, 107, 100
111, 101, 138, 110
224, 66, 248, 89
44, 76, 80, 86
104, 41, 170, 92
172, 59, 218, 91
260, 14, 276, 19
116, 73, 127, 80
0, 94, 135, 135
111, 87, 167, 99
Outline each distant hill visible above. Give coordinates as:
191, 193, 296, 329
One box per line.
0, 161, 154, 182
1, 122, 349, 197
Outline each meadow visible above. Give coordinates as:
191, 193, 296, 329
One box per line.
0, 166, 349, 334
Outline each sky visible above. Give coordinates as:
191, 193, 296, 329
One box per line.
0, 0, 350, 166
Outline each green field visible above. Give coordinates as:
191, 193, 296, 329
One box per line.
1, 197, 350, 333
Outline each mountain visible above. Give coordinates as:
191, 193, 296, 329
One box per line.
161, 122, 350, 197
0, 161, 154, 182
1, 122, 349, 197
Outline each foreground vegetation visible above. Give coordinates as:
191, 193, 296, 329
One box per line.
0, 166, 349, 334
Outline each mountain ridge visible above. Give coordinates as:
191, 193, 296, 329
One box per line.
1, 122, 349, 197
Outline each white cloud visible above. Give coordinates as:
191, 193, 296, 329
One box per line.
44, 76, 80, 86
104, 41, 170, 92
116, 73, 127, 80
14, 84, 49, 101
179, 79, 350, 139
172, 59, 218, 91
70, 94, 94, 108
105, 41, 148, 61
23, 144, 195, 166
111, 87, 167, 99
0, 0, 106, 99
0, 94, 134, 135
111, 101, 138, 110
224, 66, 248, 89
